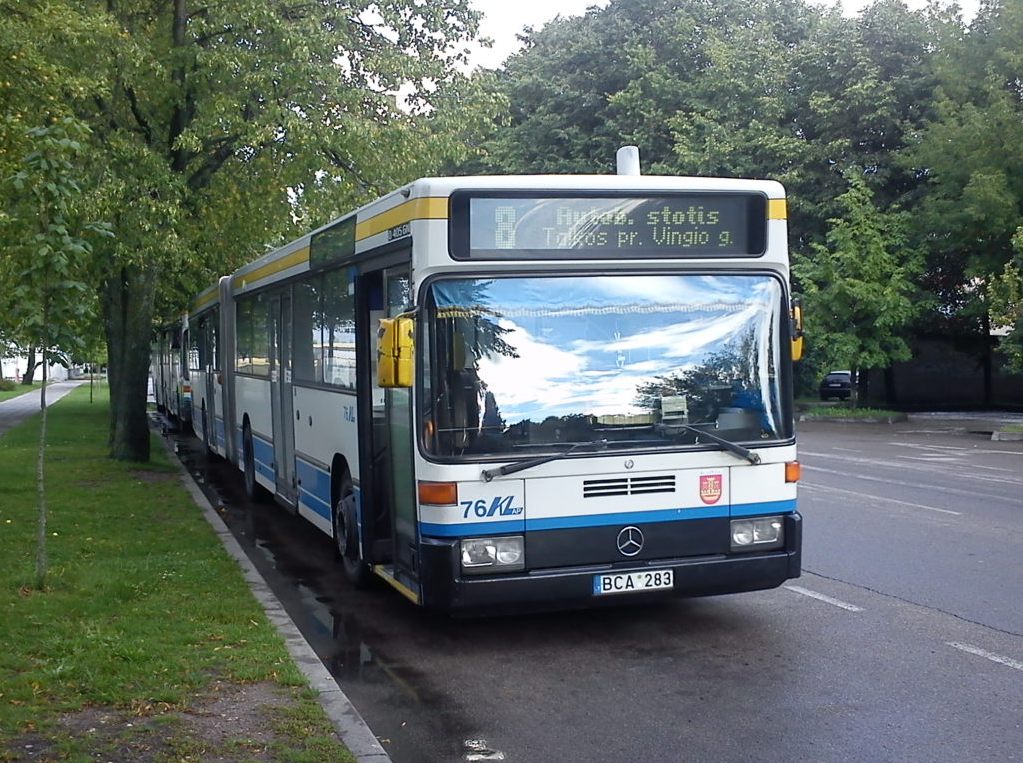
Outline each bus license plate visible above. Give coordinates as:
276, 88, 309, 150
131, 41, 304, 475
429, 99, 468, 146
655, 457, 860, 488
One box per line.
593, 569, 674, 596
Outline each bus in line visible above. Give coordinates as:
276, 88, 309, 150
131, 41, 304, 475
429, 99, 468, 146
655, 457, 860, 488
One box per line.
151, 314, 191, 426
183, 148, 803, 611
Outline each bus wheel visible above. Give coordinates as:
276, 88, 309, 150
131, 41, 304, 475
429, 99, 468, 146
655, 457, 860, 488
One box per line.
334, 475, 368, 587
242, 425, 267, 501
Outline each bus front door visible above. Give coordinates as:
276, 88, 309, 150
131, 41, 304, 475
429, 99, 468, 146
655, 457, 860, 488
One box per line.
269, 293, 297, 505
359, 264, 418, 585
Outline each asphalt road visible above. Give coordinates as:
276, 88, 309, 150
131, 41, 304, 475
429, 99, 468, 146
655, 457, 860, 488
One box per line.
177, 417, 1023, 763
799, 417, 1023, 636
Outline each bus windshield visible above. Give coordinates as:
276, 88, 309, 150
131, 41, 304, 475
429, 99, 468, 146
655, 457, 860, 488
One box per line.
422, 274, 791, 459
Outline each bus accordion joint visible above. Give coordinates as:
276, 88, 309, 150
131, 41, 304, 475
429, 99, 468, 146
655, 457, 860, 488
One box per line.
377, 314, 415, 388
785, 461, 801, 483
790, 296, 804, 362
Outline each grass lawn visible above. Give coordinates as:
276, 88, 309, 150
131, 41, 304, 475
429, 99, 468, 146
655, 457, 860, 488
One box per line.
0, 386, 354, 762
0, 382, 43, 404
799, 403, 905, 420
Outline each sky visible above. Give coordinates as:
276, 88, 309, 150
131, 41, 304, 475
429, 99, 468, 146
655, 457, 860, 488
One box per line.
467, 0, 982, 70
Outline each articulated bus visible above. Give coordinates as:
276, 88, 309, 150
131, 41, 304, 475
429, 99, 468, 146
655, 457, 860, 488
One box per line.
151, 314, 192, 425
188, 149, 804, 611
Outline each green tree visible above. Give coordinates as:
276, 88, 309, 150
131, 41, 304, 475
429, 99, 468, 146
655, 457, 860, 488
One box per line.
898, 0, 1023, 396
3, 0, 494, 462
2, 118, 110, 588
793, 172, 921, 401
987, 228, 1023, 371
474, 0, 939, 256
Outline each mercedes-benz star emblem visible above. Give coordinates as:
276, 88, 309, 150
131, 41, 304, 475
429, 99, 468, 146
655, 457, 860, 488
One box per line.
616, 526, 644, 557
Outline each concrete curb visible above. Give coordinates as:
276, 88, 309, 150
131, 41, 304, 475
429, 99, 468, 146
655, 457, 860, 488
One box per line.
991, 431, 1023, 441
155, 431, 392, 763
798, 414, 909, 424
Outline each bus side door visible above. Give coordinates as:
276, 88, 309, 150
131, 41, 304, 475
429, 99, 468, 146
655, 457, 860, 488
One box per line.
357, 261, 418, 581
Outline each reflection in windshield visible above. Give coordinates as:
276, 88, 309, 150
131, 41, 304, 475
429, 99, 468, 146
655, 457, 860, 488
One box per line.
422, 275, 790, 459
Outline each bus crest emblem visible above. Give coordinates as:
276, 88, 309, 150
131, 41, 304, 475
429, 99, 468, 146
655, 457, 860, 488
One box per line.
699, 474, 723, 505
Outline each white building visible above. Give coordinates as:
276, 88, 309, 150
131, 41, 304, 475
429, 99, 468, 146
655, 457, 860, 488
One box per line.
0, 354, 69, 382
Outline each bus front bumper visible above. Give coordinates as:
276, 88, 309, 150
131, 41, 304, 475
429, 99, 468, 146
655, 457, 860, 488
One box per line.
419, 513, 801, 613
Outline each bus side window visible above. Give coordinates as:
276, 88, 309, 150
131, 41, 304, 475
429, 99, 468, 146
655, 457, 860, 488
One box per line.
293, 279, 321, 384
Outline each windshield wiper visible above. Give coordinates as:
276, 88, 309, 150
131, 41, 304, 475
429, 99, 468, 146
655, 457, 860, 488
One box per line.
481, 440, 608, 482
678, 424, 761, 465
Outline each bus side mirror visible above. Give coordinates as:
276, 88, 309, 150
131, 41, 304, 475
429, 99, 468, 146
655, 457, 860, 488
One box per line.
791, 297, 804, 362
377, 316, 414, 388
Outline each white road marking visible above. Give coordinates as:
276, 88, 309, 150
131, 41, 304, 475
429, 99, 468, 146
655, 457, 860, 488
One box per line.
890, 442, 1023, 457
947, 642, 1023, 672
961, 463, 1022, 474
800, 481, 962, 516
801, 463, 1017, 504
800, 450, 1023, 488
784, 585, 863, 612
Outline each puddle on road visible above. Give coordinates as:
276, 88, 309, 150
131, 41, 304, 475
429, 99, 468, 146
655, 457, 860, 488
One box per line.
171, 431, 474, 763
464, 738, 507, 761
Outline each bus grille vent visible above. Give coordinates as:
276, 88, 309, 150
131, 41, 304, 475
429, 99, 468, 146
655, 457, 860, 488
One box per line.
583, 475, 676, 498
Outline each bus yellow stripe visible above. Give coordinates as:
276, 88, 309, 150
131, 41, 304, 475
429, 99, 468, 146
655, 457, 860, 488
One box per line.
233, 246, 310, 290
192, 289, 218, 312
356, 197, 448, 240
768, 199, 787, 220
372, 565, 421, 604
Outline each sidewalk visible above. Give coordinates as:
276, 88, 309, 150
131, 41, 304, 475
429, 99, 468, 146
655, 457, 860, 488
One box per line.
0, 380, 84, 437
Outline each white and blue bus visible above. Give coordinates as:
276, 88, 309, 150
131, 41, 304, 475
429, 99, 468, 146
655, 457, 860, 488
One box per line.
189, 149, 803, 611
151, 314, 191, 426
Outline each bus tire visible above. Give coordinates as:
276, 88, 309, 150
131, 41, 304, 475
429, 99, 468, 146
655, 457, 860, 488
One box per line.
242, 424, 268, 502
333, 473, 369, 587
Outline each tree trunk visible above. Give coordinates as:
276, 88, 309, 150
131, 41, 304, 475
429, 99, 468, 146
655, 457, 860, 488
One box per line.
856, 367, 870, 405
35, 350, 48, 589
104, 262, 158, 461
22, 346, 37, 384
982, 339, 993, 407
884, 366, 897, 406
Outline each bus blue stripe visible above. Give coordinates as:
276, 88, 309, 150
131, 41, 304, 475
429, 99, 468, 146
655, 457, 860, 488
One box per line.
419, 499, 797, 537
252, 434, 273, 464
252, 434, 274, 484
296, 458, 333, 521
300, 488, 332, 520
731, 498, 797, 516
527, 506, 726, 530
421, 520, 523, 537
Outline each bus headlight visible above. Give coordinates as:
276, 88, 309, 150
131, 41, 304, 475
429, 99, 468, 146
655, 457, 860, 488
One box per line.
731, 517, 784, 551
460, 535, 525, 574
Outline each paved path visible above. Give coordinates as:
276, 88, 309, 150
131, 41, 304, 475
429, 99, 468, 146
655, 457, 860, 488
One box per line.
0, 381, 84, 437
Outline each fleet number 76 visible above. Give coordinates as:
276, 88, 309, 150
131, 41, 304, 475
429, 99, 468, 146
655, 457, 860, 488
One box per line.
461, 496, 521, 518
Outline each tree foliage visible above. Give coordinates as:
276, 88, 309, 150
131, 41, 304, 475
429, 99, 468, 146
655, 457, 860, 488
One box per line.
899, 0, 1023, 346
2, 0, 499, 461
988, 229, 1023, 371
793, 172, 921, 382
477, 0, 940, 253
458, 0, 1023, 392
1, 117, 110, 589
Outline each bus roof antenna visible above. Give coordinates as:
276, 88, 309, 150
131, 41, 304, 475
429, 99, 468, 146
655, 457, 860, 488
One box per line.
616, 145, 641, 176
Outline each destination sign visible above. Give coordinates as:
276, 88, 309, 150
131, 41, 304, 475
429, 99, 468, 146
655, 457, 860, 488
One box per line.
456, 194, 767, 259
